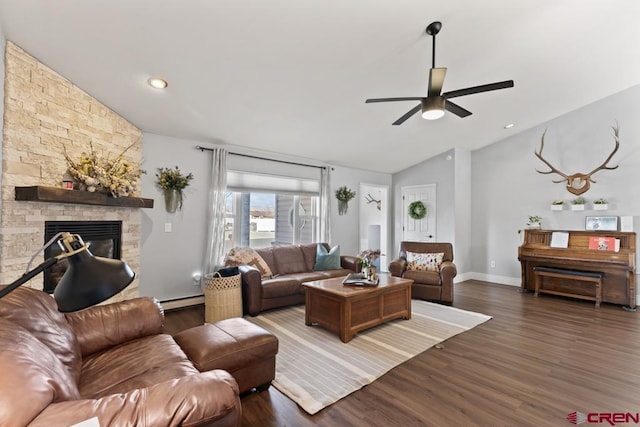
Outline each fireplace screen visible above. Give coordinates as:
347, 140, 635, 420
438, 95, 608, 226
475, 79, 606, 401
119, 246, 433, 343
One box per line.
43, 220, 122, 293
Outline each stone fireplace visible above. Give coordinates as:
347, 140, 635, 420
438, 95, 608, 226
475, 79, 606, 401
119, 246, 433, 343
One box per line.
0, 42, 143, 302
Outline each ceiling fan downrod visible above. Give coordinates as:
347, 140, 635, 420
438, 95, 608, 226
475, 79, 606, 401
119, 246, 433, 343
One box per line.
426, 21, 442, 69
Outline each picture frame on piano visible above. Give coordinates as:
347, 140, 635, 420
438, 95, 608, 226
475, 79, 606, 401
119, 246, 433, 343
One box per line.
585, 216, 618, 231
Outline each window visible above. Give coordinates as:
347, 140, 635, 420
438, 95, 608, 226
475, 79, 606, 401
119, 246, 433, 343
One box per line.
224, 191, 318, 252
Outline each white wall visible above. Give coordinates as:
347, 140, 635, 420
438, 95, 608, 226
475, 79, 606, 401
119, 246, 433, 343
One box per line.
471, 84, 640, 284
454, 148, 472, 274
140, 133, 392, 301
329, 166, 392, 259
140, 134, 212, 301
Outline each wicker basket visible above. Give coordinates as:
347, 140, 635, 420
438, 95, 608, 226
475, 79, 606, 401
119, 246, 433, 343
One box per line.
204, 272, 242, 323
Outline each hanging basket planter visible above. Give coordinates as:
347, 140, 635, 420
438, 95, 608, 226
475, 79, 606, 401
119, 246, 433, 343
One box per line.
163, 189, 183, 213
338, 199, 349, 215
335, 186, 356, 216
156, 166, 194, 213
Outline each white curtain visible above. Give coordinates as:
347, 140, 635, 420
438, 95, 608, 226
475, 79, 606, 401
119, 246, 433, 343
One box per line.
319, 167, 331, 244
203, 148, 228, 277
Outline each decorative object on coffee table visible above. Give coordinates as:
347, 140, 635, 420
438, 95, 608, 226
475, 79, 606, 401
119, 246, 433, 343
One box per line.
358, 248, 381, 280
335, 185, 356, 215
156, 166, 194, 213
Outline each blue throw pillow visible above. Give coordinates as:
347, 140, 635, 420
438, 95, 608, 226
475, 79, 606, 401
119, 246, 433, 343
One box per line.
314, 244, 341, 270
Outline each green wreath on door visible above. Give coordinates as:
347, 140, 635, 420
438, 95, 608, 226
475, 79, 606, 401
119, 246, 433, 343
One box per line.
408, 201, 427, 220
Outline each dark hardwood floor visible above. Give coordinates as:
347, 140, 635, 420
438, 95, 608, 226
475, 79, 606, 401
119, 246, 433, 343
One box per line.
163, 280, 640, 426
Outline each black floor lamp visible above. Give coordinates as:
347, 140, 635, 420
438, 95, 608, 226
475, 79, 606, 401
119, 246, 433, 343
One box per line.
0, 232, 135, 312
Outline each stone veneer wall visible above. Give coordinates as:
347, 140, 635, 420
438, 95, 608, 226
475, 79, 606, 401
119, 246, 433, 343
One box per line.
0, 41, 142, 301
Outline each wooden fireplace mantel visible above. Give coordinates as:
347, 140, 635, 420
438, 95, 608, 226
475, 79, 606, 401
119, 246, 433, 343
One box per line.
15, 186, 154, 209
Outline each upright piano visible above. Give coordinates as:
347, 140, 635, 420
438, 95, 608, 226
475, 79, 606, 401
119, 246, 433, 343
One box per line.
518, 229, 636, 309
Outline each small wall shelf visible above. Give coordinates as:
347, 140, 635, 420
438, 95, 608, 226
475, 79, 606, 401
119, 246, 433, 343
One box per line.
15, 186, 154, 208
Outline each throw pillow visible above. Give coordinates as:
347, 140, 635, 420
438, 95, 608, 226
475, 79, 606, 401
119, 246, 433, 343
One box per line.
406, 251, 444, 272
314, 244, 341, 270
224, 247, 273, 279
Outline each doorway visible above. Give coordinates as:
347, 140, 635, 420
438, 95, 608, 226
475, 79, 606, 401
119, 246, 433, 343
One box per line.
359, 183, 389, 272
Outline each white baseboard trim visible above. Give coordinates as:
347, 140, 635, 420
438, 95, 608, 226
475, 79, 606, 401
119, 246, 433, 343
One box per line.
161, 295, 204, 310
455, 272, 520, 287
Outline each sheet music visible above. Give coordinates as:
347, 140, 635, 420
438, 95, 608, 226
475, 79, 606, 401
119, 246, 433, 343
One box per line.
550, 231, 569, 248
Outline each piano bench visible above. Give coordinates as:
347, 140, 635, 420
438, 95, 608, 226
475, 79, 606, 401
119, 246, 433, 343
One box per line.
533, 266, 603, 308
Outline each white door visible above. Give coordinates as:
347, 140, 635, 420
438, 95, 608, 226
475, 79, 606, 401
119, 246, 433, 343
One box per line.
402, 184, 436, 242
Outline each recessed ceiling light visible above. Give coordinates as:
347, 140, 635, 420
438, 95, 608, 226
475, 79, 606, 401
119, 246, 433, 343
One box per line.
504, 123, 515, 129
147, 77, 168, 89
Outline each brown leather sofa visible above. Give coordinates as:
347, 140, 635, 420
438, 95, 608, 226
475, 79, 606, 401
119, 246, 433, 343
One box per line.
389, 241, 457, 304
0, 286, 241, 427
240, 243, 359, 316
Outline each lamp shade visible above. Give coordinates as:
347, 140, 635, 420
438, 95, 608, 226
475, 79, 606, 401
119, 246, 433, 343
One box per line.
54, 248, 135, 313
421, 96, 446, 120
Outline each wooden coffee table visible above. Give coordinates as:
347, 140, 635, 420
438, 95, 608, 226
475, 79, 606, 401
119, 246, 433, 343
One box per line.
302, 274, 413, 343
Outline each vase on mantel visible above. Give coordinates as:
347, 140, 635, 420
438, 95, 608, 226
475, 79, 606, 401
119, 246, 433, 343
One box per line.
163, 189, 182, 213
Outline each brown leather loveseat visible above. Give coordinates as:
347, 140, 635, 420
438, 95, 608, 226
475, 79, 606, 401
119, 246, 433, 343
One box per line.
389, 241, 457, 304
239, 243, 359, 316
0, 286, 241, 427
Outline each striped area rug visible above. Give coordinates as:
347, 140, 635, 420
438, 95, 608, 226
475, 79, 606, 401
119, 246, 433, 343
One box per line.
246, 300, 491, 415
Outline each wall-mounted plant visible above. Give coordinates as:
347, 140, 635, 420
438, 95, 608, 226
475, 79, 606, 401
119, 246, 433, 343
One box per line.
335, 186, 356, 215
593, 198, 609, 211
156, 166, 194, 213
551, 200, 564, 211
571, 196, 586, 211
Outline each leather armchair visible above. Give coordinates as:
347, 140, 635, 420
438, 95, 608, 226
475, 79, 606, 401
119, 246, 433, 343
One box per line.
389, 241, 457, 304
0, 286, 241, 427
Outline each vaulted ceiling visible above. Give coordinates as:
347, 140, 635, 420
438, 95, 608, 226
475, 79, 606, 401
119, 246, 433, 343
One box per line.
1, 1, 638, 173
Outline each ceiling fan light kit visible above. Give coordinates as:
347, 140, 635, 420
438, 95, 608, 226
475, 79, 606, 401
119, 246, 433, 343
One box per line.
366, 21, 514, 125
421, 96, 445, 120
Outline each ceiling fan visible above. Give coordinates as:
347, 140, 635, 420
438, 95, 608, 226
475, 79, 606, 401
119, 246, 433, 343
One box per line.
366, 21, 514, 125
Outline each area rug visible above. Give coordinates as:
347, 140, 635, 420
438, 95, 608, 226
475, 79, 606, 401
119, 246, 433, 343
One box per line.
246, 301, 491, 415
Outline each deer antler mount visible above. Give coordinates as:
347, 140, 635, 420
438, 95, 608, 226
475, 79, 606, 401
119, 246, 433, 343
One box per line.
534, 125, 620, 195
365, 193, 381, 210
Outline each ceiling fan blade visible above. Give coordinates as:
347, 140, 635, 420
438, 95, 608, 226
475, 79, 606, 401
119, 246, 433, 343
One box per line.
444, 100, 472, 118
366, 97, 423, 103
428, 67, 447, 97
443, 80, 514, 99
392, 104, 422, 125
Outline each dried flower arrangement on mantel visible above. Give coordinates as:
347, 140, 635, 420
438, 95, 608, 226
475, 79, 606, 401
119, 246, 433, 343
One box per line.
63, 142, 144, 198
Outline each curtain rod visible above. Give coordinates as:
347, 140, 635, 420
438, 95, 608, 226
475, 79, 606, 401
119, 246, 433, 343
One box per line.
195, 145, 327, 170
